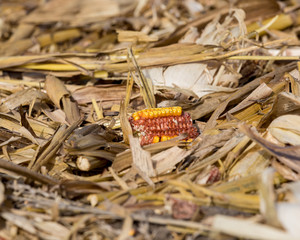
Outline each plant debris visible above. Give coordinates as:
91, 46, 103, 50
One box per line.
1, 0, 300, 239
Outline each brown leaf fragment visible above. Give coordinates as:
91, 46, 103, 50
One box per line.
72, 85, 139, 105
0, 88, 49, 113
239, 124, 300, 173
289, 68, 300, 97
19, 105, 38, 138
0, 113, 44, 145
0, 158, 58, 185
45, 75, 81, 125
221, 83, 273, 117
30, 118, 82, 172
60, 180, 107, 198
260, 92, 300, 127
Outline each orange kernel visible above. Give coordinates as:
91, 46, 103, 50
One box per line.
161, 135, 168, 142
165, 108, 170, 116
148, 111, 154, 119
152, 136, 160, 143
142, 111, 149, 118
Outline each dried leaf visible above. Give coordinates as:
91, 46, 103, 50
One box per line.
239, 124, 300, 173
45, 75, 81, 125
129, 135, 155, 186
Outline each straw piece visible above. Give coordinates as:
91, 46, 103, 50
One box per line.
91, 99, 104, 120
212, 215, 298, 240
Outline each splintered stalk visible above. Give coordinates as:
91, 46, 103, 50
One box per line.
129, 107, 199, 146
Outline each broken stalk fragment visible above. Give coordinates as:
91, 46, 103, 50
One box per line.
129, 107, 199, 146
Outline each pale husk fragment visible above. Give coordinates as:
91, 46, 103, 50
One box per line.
239, 124, 300, 173
268, 114, 300, 145
212, 214, 298, 240
129, 135, 155, 186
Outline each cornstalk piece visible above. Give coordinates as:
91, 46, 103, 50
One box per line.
76, 156, 107, 171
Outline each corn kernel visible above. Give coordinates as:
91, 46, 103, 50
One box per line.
142, 111, 149, 118
149, 111, 154, 119
176, 107, 182, 116
161, 135, 168, 142
130, 106, 198, 146
152, 136, 160, 143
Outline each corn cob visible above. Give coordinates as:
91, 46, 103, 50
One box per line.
129, 107, 199, 146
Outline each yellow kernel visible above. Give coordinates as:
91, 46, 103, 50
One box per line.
161, 135, 168, 142
149, 111, 154, 119
161, 109, 166, 117
169, 108, 173, 116
152, 136, 160, 143
138, 111, 143, 117
133, 116, 140, 121
165, 108, 170, 116
153, 111, 158, 118
167, 136, 171, 140
157, 111, 162, 117
176, 107, 182, 116
142, 111, 149, 118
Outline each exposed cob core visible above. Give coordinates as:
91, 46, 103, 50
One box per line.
129, 107, 199, 146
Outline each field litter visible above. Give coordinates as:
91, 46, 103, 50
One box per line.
0, 0, 300, 239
